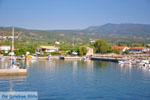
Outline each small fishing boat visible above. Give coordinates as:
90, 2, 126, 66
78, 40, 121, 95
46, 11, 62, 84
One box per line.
46, 54, 51, 60
119, 59, 132, 65
138, 60, 149, 66
80, 57, 87, 61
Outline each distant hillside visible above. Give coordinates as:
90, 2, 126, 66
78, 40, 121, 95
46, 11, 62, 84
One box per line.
87, 23, 150, 37
0, 23, 150, 44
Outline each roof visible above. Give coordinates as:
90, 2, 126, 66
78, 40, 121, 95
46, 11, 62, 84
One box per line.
0, 45, 10, 47
143, 51, 150, 53
58, 50, 66, 53
86, 47, 93, 49
130, 47, 145, 49
111, 46, 126, 50
37, 46, 59, 49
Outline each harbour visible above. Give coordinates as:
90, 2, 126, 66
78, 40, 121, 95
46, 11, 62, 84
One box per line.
0, 59, 150, 99
0, 0, 150, 99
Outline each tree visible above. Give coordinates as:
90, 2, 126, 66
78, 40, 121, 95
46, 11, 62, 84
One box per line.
124, 49, 129, 54
107, 49, 113, 53
78, 46, 87, 56
112, 49, 120, 54
94, 39, 107, 53
14, 49, 26, 56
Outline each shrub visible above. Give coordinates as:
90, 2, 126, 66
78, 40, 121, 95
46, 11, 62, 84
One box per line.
78, 46, 87, 56
124, 50, 129, 54
51, 52, 60, 55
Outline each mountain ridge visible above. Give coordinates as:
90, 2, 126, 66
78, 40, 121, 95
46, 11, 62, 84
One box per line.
86, 23, 150, 37
0, 23, 150, 43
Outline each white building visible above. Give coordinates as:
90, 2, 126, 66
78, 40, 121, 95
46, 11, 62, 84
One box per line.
129, 47, 146, 54
90, 40, 95, 43
72, 51, 78, 55
0, 45, 11, 53
37, 46, 59, 53
55, 41, 60, 45
86, 47, 93, 56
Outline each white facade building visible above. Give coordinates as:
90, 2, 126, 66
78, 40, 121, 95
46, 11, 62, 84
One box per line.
55, 41, 60, 45
37, 46, 59, 53
0, 45, 11, 53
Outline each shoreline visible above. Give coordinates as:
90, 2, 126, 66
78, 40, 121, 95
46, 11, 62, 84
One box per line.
1, 54, 150, 61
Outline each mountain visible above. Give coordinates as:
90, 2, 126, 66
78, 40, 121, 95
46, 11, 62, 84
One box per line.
87, 23, 150, 37
0, 23, 150, 44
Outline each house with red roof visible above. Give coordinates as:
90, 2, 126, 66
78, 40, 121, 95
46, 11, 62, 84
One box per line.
110, 46, 129, 54
143, 51, 150, 54
129, 47, 147, 54
36, 46, 59, 53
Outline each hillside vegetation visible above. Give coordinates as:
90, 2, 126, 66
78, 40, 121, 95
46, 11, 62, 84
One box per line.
0, 23, 150, 44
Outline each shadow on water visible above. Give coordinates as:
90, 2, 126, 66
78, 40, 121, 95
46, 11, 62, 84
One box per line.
93, 61, 107, 68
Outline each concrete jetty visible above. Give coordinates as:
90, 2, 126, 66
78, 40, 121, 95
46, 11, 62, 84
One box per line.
0, 69, 27, 76
60, 56, 81, 60
91, 57, 122, 62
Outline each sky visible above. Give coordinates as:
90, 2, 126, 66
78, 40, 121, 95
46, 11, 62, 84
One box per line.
0, 0, 150, 30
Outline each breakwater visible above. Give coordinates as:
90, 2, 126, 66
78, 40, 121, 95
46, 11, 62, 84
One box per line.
91, 57, 123, 62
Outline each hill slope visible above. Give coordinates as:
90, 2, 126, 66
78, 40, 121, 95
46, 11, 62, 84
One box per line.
0, 23, 150, 43
87, 23, 150, 37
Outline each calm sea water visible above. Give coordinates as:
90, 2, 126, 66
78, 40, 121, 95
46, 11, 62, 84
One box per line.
0, 59, 150, 100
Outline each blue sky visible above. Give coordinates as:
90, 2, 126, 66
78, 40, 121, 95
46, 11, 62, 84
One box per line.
0, 0, 150, 30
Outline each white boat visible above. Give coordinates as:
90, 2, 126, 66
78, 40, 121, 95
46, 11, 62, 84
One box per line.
80, 57, 87, 61
138, 60, 149, 66
46, 54, 51, 60
137, 60, 150, 69
119, 59, 132, 65
10, 64, 19, 69
26, 55, 38, 60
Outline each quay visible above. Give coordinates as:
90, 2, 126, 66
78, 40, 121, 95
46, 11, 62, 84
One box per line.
0, 69, 27, 76
60, 56, 81, 60
91, 56, 123, 62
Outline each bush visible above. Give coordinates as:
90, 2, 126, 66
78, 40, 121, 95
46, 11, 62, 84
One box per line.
124, 50, 129, 54
107, 49, 113, 53
112, 49, 120, 54
51, 52, 60, 55
14, 49, 26, 56
39, 53, 47, 57
3, 53, 8, 56
78, 46, 87, 56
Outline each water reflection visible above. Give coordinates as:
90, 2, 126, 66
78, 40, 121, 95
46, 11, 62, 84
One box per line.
72, 61, 77, 75
0, 60, 150, 100
119, 64, 150, 78
0, 76, 26, 91
93, 61, 107, 68
0, 60, 11, 69
0, 60, 27, 69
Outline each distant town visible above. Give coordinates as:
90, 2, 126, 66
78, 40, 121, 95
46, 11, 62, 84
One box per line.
0, 40, 150, 58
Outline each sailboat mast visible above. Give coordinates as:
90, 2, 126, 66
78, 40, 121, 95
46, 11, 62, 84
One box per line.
12, 27, 14, 51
